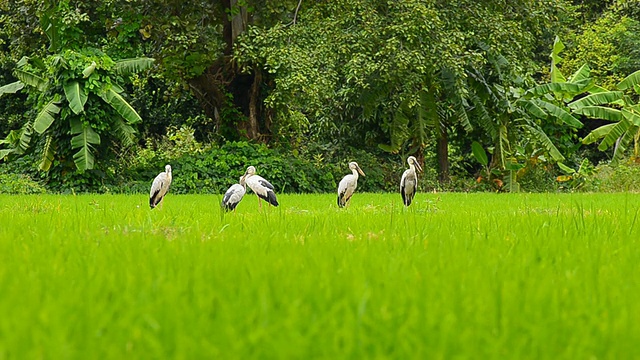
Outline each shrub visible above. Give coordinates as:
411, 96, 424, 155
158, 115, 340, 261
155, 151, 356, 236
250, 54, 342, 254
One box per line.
0, 173, 46, 194
582, 160, 640, 192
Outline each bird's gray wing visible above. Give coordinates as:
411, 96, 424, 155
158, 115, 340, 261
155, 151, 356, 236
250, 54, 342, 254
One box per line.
258, 179, 275, 191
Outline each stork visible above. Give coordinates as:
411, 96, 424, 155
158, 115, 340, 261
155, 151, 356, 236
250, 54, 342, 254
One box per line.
337, 162, 365, 208
221, 175, 247, 212
150, 164, 172, 209
243, 166, 279, 208
400, 156, 423, 206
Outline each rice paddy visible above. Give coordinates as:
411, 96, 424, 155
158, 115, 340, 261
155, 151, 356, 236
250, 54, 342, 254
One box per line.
0, 192, 639, 359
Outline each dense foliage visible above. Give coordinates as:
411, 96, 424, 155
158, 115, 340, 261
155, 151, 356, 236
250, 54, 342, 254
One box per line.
1, 0, 640, 193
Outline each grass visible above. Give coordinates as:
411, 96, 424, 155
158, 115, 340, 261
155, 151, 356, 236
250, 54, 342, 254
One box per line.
0, 192, 639, 359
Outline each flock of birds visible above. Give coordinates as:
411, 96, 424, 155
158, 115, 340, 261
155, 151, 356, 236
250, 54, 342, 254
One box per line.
149, 156, 423, 211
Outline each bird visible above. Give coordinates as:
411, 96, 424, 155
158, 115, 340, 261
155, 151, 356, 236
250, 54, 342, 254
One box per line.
242, 166, 279, 208
150, 164, 172, 209
337, 162, 365, 208
221, 175, 247, 212
400, 155, 423, 206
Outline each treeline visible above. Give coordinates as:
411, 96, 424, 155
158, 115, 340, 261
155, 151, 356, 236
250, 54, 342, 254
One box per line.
1, 0, 640, 193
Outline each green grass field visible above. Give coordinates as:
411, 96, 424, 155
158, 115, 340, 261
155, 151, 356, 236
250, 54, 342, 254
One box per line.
1, 192, 639, 359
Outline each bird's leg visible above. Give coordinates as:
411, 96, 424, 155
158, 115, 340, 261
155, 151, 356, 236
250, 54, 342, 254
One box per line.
258, 196, 262, 208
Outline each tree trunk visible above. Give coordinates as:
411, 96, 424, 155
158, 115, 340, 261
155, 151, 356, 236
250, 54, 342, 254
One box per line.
436, 126, 449, 183
187, 0, 266, 142
247, 67, 261, 140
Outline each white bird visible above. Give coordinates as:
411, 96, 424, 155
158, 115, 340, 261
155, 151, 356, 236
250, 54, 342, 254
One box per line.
400, 156, 423, 206
150, 164, 172, 209
243, 166, 279, 207
221, 175, 247, 212
337, 162, 365, 208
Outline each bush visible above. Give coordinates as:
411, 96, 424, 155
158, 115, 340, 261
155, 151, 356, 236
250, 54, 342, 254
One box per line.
582, 161, 640, 192
0, 173, 46, 194
113, 127, 408, 194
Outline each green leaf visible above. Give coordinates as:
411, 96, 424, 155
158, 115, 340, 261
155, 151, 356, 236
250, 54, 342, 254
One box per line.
82, 61, 97, 78
39, 135, 55, 171
518, 99, 547, 119
33, 99, 61, 134
70, 119, 101, 171
572, 106, 623, 122
621, 109, 640, 127
0, 149, 13, 159
550, 36, 566, 83
40, 5, 61, 51
617, 69, 640, 91
612, 126, 638, 164
100, 88, 142, 124
569, 64, 590, 83
16, 121, 32, 154
0, 81, 25, 97
525, 79, 591, 97
14, 69, 47, 91
588, 85, 610, 94
113, 58, 155, 76
582, 123, 617, 145
532, 99, 583, 128
112, 118, 137, 147
471, 141, 488, 166
598, 118, 630, 151
524, 124, 564, 161
63, 81, 87, 114
567, 91, 624, 109
557, 162, 576, 175
470, 93, 498, 139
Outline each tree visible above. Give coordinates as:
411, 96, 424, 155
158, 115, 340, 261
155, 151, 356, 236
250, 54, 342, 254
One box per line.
0, 1, 154, 172
577, 69, 640, 163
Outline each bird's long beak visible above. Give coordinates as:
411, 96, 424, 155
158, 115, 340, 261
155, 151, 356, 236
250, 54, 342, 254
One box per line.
415, 162, 423, 173
357, 166, 365, 176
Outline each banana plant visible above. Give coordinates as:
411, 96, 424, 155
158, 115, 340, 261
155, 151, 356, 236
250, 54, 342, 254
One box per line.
0, 2, 154, 172
573, 69, 640, 164
516, 36, 589, 162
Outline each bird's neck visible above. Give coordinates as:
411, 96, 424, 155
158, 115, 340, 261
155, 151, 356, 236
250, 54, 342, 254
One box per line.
351, 169, 359, 177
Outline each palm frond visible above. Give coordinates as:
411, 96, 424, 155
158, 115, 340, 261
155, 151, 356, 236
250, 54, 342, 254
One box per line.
569, 64, 590, 83
572, 106, 623, 122
112, 118, 137, 148
469, 93, 498, 139
63, 81, 87, 114
39, 135, 55, 171
533, 99, 582, 128
611, 126, 637, 164
0, 81, 25, 97
582, 123, 617, 145
523, 124, 564, 161
14, 68, 47, 91
33, 99, 61, 134
568, 91, 624, 109
598, 118, 631, 151
70, 118, 101, 171
113, 58, 155, 76
99, 88, 142, 124
617, 69, 640, 91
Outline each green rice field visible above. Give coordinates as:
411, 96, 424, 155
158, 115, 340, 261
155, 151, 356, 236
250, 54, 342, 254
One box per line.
1, 192, 639, 359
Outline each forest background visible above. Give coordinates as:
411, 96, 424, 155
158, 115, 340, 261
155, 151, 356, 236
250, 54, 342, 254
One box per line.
1, 0, 640, 195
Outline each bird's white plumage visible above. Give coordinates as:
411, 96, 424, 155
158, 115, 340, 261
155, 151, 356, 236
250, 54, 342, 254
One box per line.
400, 156, 422, 206
222, 176, 246, 211
243, 166, 279, 207
150, 164, 172, 208
337, 162, 365, 207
